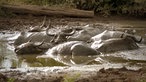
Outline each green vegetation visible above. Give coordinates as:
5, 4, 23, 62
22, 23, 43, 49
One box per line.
0, 0, 74, 17
0, 0, 74, 7
63, 73, 81, 82
0, 0, 5, 16
74, 0, 146, 17
7, 78, 15, 82
0, 0, 146, 17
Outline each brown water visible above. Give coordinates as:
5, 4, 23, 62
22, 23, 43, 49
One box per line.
0, 20, 146, 69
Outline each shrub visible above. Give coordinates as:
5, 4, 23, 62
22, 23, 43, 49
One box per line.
4, 0, 74, 7
0, 0, 146, 17
74, 0, 146, 17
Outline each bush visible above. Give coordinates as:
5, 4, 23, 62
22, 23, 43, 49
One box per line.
3, 0, 74, 7
0, 0, 6, 16
0, 0, 145, 17
74, 0, 146, 17
0, 0, 17, 17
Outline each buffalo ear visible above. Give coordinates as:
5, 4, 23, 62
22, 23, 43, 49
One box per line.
120, 33, 125, 38
124, 29, 136, 35
61, 28, 76, 36
111, 26, 115, 31
20, 31, 25, 35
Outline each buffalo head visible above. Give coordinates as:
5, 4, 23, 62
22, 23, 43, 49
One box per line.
121, 32, 143, 43
46, 24, 76, 44
14, 31, 27, 46
14, 39, 52, 54
91, 36, 139, 53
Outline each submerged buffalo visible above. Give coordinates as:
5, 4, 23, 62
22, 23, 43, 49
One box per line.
15, 40, 53, 54
67, 24, 102, 41
46, 41, 100, 56
91, 30, 142, 43
121, 32, 144, 44
91, 30, 126, 41
14, 31, 54, 46
67, 30, 92, 41
14, 24, 75, 46
46, 27, 76, 44
91, 36, 139, 53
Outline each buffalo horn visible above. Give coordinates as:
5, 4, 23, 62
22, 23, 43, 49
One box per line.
40, 16, 46, 28
132, 36, 143, 43
46, 21, 56, 36
61, 28, 76, 36
34, 40, 45, 47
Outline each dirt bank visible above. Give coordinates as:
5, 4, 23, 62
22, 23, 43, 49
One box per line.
0, 14, 146, 31
0, 66, 146, 82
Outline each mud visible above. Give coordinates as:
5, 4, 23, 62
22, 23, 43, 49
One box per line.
0, 66, 146, 82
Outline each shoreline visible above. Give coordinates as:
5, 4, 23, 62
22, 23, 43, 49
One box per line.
0, 65, 146, 82
0, 14, 146, 31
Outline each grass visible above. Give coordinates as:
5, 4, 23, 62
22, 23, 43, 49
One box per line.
63, 73, 81, 82
7, 78, 15, 82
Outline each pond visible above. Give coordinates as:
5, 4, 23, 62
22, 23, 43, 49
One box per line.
0, 20, 146, 69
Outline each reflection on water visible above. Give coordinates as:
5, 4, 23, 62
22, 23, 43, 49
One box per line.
0, 41, 18, 68
46, 55, 100, 66
1, 58, 12, 68
0, 21, 146, 68
18, 55, 66, 67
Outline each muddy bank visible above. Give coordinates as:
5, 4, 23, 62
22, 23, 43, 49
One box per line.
0, 66, 146, 82
0, 16, 94, 31
0, 15, 146, 31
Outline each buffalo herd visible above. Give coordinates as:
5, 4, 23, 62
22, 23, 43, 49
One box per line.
12, 20, 146, 57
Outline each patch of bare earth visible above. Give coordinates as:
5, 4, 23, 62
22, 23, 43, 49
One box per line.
0, 67, 146, 82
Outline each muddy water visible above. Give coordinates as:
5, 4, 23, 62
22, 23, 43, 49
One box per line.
0, 21, 146, 69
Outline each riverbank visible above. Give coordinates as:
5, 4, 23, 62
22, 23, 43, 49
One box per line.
0, 65, 146, 82
0, 14, 146, 31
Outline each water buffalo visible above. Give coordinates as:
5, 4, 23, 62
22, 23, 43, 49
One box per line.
67, 30, 92, 41
46, 27, 76, 44
91, 36, 139, 53
124, 29, 136, 35
28, 16, 46, 32
14, 31, 54, 46
91, 30, 140, 42
46, 41, 100, 56
67, 24, 102, 41
15, 40, 53, 54
121, 32, 144, 44
91, 30, 125, 41
14, 24, 75, 46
